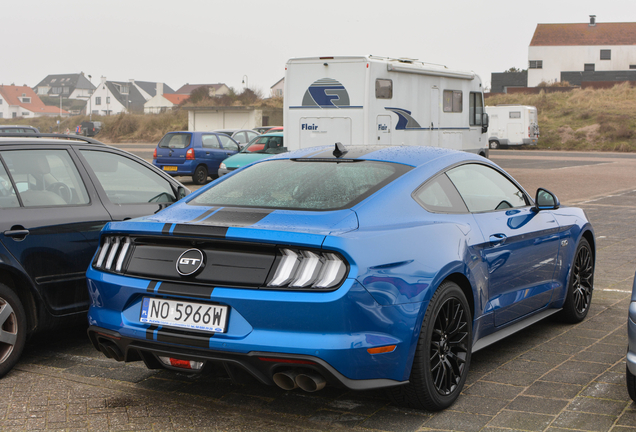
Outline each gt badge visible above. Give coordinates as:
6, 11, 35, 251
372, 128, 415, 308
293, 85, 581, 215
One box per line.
176, 249, 205, 276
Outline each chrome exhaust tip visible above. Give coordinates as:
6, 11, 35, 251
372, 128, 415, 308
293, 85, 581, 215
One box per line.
273, 370, 300, 390
296, 372, 326, 392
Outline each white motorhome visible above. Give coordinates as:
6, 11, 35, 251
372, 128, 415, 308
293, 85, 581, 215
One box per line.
485, 105, 539, 149
284, 56, 489, 156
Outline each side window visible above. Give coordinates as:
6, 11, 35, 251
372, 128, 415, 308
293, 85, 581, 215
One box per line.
469, 92, 483, 126
0, 149, 90, 207
233, 132, 247, 144
81, 150, 176, 205
0, 160, 18, 208
443, 90, 462, 113
375, 79, 393, 99
218, 135, 239, 151
509, 111, 521, 119
446, 164, 527, 212
413, 174, 467, 213
246, 131, 258, 142
201, 135, 221, 149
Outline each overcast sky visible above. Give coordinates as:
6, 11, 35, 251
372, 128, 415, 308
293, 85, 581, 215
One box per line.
2, 0, 633, 94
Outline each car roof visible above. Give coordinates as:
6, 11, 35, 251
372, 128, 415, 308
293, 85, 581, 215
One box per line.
266, 145, 485, 169
257, 132, 284, 137
0, 133, 106, 146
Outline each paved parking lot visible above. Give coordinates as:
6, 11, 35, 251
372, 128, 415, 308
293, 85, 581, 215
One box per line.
2, 148, 636, 431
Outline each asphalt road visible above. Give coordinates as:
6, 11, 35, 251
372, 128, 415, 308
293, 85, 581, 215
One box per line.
2, 147, 636, 431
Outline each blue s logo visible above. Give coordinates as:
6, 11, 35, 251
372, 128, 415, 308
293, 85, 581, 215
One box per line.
302, 78, 351, 108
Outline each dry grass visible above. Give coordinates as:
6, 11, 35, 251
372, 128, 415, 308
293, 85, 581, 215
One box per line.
486, 83, 636, 151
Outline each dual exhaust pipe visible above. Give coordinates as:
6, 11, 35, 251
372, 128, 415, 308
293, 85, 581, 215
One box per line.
273, 370, 326, 392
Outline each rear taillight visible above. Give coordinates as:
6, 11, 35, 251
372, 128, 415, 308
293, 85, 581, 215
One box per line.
186, 148, 195, 160
153, 148, 157, 159
267, 249, 347, 290
93, 236, 132, 273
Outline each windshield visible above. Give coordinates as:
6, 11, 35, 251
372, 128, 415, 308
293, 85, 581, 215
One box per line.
241, 135, 284, 153
190, 159, 410, 210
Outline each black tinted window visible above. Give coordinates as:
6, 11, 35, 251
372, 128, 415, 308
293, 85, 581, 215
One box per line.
191, 160, 410, 210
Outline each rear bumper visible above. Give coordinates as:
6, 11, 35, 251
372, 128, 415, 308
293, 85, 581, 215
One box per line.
153, 160, 196, 176
87, 325, 406, 390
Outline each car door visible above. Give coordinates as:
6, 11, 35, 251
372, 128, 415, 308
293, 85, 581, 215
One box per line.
76, 147, 180, 220
0, 147, 111, 315
446, 163, 561, 326
217, 134, 240, 159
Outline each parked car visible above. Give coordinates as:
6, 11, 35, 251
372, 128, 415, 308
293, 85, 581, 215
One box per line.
218, 132, 286, 177
79, 121, 102, 137
85, 144, 594, 411
212, 129, 260, 146
253, 126, 283, 134
626, 272, 636, 401
0, 132, 189, 378
153, 132, 240, 185
0, 126, 39, 134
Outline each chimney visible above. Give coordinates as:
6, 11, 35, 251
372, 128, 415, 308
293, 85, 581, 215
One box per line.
589, 15, 596, 26
157, 82, 164, 96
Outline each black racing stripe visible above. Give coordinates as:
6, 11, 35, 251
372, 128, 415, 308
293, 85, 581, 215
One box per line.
157, 282, 214, 300
146, 281, 158, 293
189, 207, 218, 223
162, 223, 172, 234
156, 330, 211, 348
199, 208, 274, 228
146, 325, 158, 340
172, 224, 228, 237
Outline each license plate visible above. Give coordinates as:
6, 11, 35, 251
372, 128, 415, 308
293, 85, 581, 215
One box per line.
140, 297, 228, 333
163, 166, 178, 172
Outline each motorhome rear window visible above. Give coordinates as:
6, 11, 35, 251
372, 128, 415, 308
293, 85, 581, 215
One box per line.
509, 112, 521, 119
375, 79, 393, 99
443, 90, 462, 113
190, 159, 410, 211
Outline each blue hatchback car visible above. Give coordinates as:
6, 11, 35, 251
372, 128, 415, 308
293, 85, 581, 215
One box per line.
153, 132, 240, 185
86, 145, 595, 410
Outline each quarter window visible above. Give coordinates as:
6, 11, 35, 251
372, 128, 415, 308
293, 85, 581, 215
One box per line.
375, 79, 393, 99
443, 90, 462, 113
414, 174, 467, 213
81, 150, 176, 205
446, 164, 527, 212
469, 92, 484, 126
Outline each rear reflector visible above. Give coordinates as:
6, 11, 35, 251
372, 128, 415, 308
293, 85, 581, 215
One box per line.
367, 345, 397, 355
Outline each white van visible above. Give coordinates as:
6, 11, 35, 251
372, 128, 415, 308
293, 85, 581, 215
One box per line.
284, 56, 489, 157
485, 105, 539, 149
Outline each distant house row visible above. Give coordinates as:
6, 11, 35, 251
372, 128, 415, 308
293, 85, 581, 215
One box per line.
0, 73, 285, 119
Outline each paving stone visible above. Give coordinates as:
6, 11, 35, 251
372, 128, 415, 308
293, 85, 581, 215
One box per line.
523, 381, 583, 399
567, 396, 629, 416
360, 406, 430, 432
463, 381, 525, 400
506, 395, 569, 415
557, 360, 612, 375
541, 370, 598, 385
553, 410, 617, 431
582, 382, 631, 401
488, 410, 554, 431
424, 410, 492, 432
452, 394, 510, 416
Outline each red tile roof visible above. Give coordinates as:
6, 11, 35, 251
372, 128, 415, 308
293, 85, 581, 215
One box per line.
163, 93, 189, 104
530, 23, 636, 46
175, 84, 227, 95
0, 85, 69, 115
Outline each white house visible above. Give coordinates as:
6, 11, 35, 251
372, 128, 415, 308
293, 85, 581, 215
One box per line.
270, 78, 284, 97
33, 73, 95, 100
0, 85, 69, 119
145, 83, 190, 113
528, 16, 636, 87
87, 78, 175, 115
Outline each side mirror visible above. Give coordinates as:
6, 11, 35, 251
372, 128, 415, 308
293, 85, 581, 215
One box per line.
177, 186, 189, 199
481, 113, 489, 134
535, 188, 560, 211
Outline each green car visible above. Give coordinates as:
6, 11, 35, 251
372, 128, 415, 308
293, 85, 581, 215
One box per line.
217, 132, 286, 177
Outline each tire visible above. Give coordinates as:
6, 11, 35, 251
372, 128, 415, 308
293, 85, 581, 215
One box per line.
388, 281, 472, 411
192, 165, 208, 185
558, 238, 594, 323
489, 140, 499, 149
628, 365, 636, 402
0, 283, 27, 378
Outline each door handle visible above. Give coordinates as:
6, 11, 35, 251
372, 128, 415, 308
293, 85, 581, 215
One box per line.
4, 229, 30, 239
489, 233, 507, 245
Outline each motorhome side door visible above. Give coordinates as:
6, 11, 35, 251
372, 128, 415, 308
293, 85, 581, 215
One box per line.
376, 115, 391, 144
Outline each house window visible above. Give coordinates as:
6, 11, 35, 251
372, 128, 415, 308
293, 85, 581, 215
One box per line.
0, 99, 3, 104
118, 85, 129, 94
63, 87, 69, 94
584, 63, 595, 71
12, 113, 17, 118
375, 79, 393, 99
443, 90, 462, 113
51, 78, 57, 83
600, 49, 611, 60
630, 65, 636, 69
22, 97, 31, 103
0, 113, 2, 118
529, 60, 543, 69
106, 97, 110, 104
469, 92, 483, 126
95, 97, 101, 105
22, 112, 29, 116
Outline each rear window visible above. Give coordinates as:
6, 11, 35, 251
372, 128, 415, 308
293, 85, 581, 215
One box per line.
158, 133, 191, 149
190, 159, 410, 210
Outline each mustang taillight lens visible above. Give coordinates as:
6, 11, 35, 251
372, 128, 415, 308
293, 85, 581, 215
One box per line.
268, 249, 347, 290
94, 236, 132, 273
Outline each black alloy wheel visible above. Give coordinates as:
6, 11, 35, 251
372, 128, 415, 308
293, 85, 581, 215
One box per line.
559, 238, 594, 323
388, 281, 472, 411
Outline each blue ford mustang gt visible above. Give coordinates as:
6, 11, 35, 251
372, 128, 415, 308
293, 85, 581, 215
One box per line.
86, 144, 595, 410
